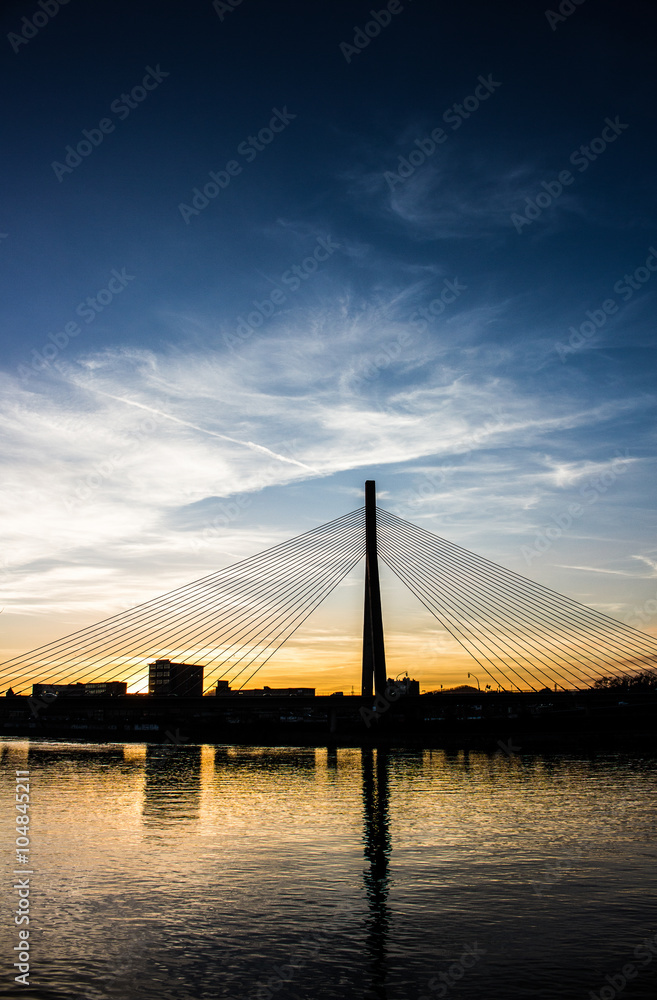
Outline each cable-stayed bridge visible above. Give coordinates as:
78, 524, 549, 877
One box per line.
2, 482, 656, 697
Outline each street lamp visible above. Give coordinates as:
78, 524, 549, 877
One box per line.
468, 672, 481, 691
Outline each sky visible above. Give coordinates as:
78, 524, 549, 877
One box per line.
1, 0, 656, 693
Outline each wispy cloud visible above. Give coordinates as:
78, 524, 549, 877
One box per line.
346, 147, 582, 241
0, 283, 654, 637
67, 380, 316, 471
556, 565, 645, 578
632, 555, 657, 577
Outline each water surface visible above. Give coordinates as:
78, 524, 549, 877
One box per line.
1, 741, 656, 999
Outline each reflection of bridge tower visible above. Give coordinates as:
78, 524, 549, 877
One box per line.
362, 481, 387, 698
361, 747, 391, 998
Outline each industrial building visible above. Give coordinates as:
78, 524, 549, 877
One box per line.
237, 686, 316, 697
148, 659, 204, 697
32, 682, 127, 697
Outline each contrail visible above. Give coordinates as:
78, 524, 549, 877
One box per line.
71, 382, 316, 471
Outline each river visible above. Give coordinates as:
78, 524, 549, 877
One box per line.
1, 740, 656, 999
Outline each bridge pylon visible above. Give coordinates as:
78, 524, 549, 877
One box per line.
362, 480, 387, 698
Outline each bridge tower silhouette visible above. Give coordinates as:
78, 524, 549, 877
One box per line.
362, 481, 387, 699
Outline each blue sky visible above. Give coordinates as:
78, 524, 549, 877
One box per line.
1, 0, 656, 690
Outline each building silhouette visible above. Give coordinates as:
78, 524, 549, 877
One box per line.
32, 681, 127, 697
148, 659, 204, 697
236, 685, 315, 697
